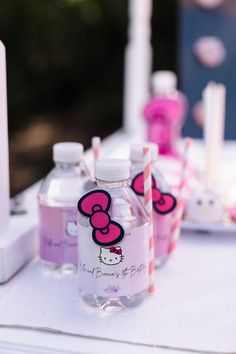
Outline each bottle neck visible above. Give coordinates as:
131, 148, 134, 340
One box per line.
55, 161, 81, 171
153, 88, 178, 98
96, 179, 130, 188
131, 160, 156, 168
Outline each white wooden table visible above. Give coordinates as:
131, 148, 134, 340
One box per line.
0, 132, 236, 354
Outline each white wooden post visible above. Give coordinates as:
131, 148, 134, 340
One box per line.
0, 41, 10, 237
123, 0, 153, 139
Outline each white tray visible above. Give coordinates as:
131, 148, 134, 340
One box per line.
182, 219, 236, 234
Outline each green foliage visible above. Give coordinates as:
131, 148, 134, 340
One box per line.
0, 0, 176, 194
0, 0, 127, 131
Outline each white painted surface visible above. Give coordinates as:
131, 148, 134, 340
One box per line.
0, 328, 196, 354
0, 41, 10, 237
0, 183, 39, 283
0, 230, 236, 353
0, 42, 38, 283
123, 0, 152, 138
1, 134, 236, 353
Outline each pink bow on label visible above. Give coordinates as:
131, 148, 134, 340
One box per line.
131, 172, 177, 215
77, 190, 124, 246
110, 246, 122, 255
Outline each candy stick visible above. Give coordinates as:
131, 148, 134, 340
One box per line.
168, 138, 193, 254
143, 147, 155, 294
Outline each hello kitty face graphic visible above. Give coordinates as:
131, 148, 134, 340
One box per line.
66, 221, 78, 237
98, 247, 124, 266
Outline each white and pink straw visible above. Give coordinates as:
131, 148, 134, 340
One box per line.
143, 146, 155, 294
168, 138, 193, 254
91, 136, 101, 175
92, 136, 101, 162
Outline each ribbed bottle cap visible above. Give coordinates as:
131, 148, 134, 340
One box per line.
95, 159, 130, 181
130, 143, 158, 162
53, 142, 84, 163
152, 71, 177, 95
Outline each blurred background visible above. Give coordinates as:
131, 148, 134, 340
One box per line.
0, 0, 176, 195
2, 0, 236, 196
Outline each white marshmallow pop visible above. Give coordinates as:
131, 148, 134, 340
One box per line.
186, 190, 224, 224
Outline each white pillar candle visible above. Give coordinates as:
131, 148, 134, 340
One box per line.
123, 0, 153, 139
203, 82, 226, 188
0, 41, 10, 237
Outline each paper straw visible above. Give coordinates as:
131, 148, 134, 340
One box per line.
143, 147, 155, 294
168, 138, 193, 254
92, 136, 101, 162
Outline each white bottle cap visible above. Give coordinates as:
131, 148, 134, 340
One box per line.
53, 142, 84, 163
95, 159, 130, 181
152, 71, 177, 95
130, 143, 158, 162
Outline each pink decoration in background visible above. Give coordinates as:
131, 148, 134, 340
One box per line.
144, 95, 187, 158
195, 0, 224, 9
193, 36, 226, 69
228, 206, 236, 222
192, 100, 204, 127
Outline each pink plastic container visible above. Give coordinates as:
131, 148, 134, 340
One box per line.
144, 71, 187, 158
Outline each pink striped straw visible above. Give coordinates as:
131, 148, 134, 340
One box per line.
168, 138, 193, 254
143, 147, 155, 294
92, 136, 101, 171
92, 136, 101, 160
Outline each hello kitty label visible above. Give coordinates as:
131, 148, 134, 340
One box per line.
77, 224, 149, 297
39, 204, 78, 264
131, 171, 175, 260
131, 172, 176, 215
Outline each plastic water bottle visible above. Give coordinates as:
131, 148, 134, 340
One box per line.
38, 142, 94, 275
77, 159, 149, 311
130, 143, 177, 267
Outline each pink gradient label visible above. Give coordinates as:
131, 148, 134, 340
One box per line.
144, 195, 172, 260
39, 204, 78, 264
77, 224, 149, 297
131, 172, 174, 261
154, 214, 172, 260
133, 194, 172, 260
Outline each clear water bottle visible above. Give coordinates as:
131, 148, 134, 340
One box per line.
38, 142, 94, 275
130, 143, 177, 267
77, 159, 149, 312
